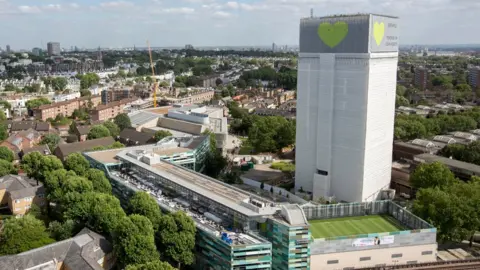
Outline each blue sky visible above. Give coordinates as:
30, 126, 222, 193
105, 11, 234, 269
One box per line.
0, 0, 478, 49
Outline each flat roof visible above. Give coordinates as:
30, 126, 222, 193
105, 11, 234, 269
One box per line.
153, 147, 191, 156
117, 151, 276, 217
86, 149, 123, 164
414, 153, 480, 174
309, 215, 405, 239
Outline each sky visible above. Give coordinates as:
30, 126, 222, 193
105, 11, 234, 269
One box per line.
0, 0, 479, 49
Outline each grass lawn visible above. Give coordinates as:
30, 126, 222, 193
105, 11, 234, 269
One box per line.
239, 141, 254, 155
309, 215, 405, 239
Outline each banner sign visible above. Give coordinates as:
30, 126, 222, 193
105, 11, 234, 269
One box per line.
352, 235, 394, 247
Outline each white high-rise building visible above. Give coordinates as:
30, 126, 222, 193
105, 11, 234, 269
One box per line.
295, 14, 399, 202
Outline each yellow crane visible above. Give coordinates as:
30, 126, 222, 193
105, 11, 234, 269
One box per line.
147, 40, 157, 108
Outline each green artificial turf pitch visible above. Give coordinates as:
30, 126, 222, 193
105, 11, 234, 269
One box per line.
309, 215, 406, 239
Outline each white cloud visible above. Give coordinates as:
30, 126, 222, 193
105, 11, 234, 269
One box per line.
69, 3, 80, 9
43, 4, 62, 11
18, 5, 41, 13
213, 11, 232, 18
162, 7, 195, 14
225, 1, 239, 9
99, 1, 134, 9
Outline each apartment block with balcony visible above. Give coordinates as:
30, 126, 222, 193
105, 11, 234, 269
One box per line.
0, 175, 46, 216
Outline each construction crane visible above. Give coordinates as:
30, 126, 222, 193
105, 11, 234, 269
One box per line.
147, 40, 157, 108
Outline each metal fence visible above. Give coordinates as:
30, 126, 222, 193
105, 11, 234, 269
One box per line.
302, 200, 433, 230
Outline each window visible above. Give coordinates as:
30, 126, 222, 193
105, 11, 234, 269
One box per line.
327, 260, 339, 265
360, 257, 371, 261
422, 251, 433, 255
391, 254, 403, 258
317, 169, 328, 176
407, 261, 418, 264
15, 199, 21, 203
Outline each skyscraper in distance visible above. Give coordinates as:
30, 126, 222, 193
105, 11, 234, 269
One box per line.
295, 14, 399, 202
47, 42, 61, 56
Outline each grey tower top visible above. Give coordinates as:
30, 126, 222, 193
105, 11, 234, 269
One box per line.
300, 13, 399, 54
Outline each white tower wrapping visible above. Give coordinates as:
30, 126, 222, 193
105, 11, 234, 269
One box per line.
295, 14, 399, 202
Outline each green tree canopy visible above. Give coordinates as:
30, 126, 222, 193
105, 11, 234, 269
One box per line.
44, 169, 78, 203
154, 130, 172, 141
64, 153, 90, 176
0, 111, 6, 121
0, 146, 14, 162
410, 162, 456, 190
80, 73, 100, 89
114, 113, 132, 131
156, 212, 196, 269
114, 215, 159, 267
65, 192, 126, 234
0, 215, 55, 255
103, 121, 120, 137
26, 97, 51, 110
0, 124, 7, 141
85, 168, 112, 194
22, 153, 64, 184
87, 125, 111, 140
51, 77, 68, 91
48, 219, 77, 241
39, 134, 61, 152
0, 159, 16, 176
128, 192, 162, 230
126, 260, 176, 270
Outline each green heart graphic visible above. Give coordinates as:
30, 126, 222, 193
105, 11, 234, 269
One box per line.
317, 21, 349, 48
373, 22, 385, 46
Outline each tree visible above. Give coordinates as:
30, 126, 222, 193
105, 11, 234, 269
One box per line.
103, 121, 120, 137
0, 100, 11, 111
80, 89, 92, 97
0, 146, 14, 162
157, 212, 196, 269
0, 124, 7, 141
80, 73, 100, 89
51, 77, 68, 91
26, 97, 51, 110
110, 141, 125, 149
44, 169, 78, 203
114, 215, 159, 267
65, 192, 126, 234
410, 162, 456, 190
128, 192, 162, 230
48, 220, 77, 241
87, 125, 111, 140
0, 111, 6, 121
85, 168, 112, 194
270, 186, 274, 193
0, 215, 55, 255
215, 78, 223, 86
114, 113, 132, 131
237, 79, 247, 89
0, 159, 16, 176
21, 153, 64, 184
154, 130, 172, 141
39, 134, 61, 152
260, 182, 265, 190
64, 153, 91, 176
126, 260, 176, 270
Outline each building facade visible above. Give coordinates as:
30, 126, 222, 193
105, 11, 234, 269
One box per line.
47, 42, 61, 56
0, 175, 46, 216
90, 98, 137, 121
34, 95, 101, 121
468, 66, 480, 89
101, 89, 132, 104
414, 67, 428, 90
295, 14, 399, 202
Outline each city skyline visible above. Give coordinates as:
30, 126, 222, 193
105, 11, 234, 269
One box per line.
0, 0, 478, 49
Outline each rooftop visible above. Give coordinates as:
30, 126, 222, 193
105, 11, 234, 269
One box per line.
414, 153, 480, 175
302, 13, 398, 20
309, 215, 405, 239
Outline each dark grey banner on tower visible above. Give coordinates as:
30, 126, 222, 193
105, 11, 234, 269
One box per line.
299, 14, 399, 54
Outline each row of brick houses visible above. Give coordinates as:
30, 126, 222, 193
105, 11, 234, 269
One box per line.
33, 95, 102, 121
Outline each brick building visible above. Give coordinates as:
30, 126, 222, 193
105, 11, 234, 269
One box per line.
0, 175, 46, 216
414, 67, 428, 90
90, 98, 137, 122
33, 95, 101, 121
101, 88, 132, 104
